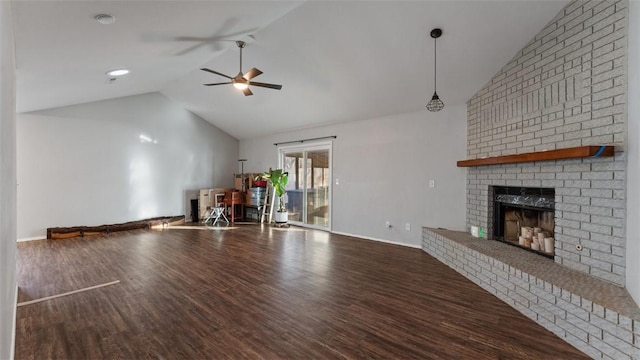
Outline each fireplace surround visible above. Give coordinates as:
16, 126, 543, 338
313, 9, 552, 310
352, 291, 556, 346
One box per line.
466, 153, 626, 287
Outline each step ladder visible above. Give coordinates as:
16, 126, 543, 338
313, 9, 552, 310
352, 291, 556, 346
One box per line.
260, 185, 275, 224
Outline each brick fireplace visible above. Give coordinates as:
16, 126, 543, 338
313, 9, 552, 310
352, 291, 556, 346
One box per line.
423, 1, 639, 357
463, 0, 629, 287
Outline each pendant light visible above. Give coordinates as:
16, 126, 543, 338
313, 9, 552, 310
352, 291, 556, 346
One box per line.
426, 28, 444, 112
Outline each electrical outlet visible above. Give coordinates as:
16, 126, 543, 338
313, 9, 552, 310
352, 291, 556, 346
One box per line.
335, 178, 340, 185
405, 223, 411, 231
385, 221, 391, 228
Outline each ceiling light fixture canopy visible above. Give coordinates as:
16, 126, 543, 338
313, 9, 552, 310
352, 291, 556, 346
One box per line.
106, 69, 130, 77
94, 14, 116, 25
426, 28, 444, 112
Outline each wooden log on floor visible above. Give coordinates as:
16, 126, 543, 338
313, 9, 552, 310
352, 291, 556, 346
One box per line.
47, 215, 185, 239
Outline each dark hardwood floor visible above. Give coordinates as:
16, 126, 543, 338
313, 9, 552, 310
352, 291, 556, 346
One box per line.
15, 224, 589, 359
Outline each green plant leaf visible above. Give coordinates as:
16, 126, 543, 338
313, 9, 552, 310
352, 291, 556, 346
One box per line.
259, 168, 288, 212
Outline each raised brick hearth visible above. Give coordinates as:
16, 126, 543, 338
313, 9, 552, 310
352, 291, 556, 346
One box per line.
422, 228, 640, 359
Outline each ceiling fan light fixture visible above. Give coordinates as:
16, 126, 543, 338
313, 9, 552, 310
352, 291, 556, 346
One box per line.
233, 82, 249, 90
233, 75, 249, 90
201, 39, 282, 96
426, 28, 444, 112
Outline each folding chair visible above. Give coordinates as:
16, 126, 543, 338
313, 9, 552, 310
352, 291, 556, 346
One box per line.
204, 193, 229, 225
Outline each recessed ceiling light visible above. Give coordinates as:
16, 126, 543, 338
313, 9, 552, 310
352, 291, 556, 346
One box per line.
95, 14, 116, 25
106, 69, 130, 77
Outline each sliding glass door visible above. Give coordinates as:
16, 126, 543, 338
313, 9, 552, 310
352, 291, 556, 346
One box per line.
280, 143, 331, 229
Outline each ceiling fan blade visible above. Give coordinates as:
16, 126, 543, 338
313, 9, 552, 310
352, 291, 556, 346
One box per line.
201, 68, 233, 79
243, 88, 253, 96
203, 82, 232, 86
249, 81, 283, 90
175, 43, 207, 56
175, 36, 210, 42
243, 67, 263, 80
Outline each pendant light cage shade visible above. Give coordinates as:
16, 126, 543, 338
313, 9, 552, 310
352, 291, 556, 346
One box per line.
426, 28, 444, 112
427, 92, 444, 112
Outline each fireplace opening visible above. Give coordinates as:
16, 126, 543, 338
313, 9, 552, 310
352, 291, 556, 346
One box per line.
492, 186, 555, 258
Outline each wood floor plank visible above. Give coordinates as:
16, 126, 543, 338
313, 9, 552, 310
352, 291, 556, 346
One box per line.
15, 225, 589, 359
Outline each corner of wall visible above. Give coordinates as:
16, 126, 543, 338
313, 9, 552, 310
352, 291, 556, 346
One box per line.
625, 0, 640, 306
10, 284, 17, 360
0, 0, 18, 358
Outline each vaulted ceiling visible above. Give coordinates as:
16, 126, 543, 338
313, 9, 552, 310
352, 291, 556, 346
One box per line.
13, 0, 569, 140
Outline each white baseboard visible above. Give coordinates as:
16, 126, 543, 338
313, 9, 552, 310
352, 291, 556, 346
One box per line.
330, 231, 422, 249
17, 236, 46, 242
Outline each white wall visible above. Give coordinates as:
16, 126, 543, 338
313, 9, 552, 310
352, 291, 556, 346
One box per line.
240, 106, 467, 247
17, 92, 238, 239
0, 0, 17, 358
626, 0, 640, 305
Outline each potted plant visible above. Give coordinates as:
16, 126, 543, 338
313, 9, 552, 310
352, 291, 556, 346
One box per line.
258, 169, 289, 223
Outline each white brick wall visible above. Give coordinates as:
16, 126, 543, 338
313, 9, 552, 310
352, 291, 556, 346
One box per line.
465, 0, 628, 286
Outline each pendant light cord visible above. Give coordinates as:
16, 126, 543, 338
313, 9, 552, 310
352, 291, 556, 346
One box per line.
434, 36, 437, 92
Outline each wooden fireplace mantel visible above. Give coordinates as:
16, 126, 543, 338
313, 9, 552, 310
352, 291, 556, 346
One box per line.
456, 145, 614, 167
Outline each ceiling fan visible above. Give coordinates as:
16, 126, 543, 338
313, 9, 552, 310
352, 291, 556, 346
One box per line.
201, 40, 282, 96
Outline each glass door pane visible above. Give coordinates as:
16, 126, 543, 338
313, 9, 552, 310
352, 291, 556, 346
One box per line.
282, 151, 303, 223
280, 144, 331, 230
305, 150, 330, 227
